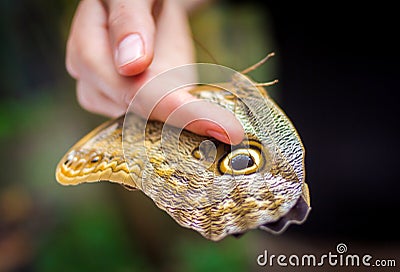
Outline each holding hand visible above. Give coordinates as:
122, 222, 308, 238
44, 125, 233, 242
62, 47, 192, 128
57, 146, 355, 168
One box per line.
66, 0, 244, 144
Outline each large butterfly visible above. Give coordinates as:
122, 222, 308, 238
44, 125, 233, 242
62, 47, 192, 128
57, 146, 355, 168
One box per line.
56, 56, 310, 241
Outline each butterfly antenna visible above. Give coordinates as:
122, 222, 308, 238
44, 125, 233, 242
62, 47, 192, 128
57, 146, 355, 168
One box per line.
255, 79, 279, 87
240, 52, 275, 75
193, 37, 219, 64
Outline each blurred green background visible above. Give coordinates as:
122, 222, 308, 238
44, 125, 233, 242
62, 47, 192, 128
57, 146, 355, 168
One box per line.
1, 0, 399, 271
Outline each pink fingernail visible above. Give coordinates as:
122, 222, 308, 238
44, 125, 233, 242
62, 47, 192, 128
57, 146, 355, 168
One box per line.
206, 129, 230, 144
116, 33, 144, 67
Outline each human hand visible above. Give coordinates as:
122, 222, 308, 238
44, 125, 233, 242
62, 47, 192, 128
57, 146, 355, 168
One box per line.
66, 0, 244, 144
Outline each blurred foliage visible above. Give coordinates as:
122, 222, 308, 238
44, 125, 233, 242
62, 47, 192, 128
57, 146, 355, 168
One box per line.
36, 200, 148, 272
191, 2, 277, 80
191, 1, 279, 100
0, 0, 78, 97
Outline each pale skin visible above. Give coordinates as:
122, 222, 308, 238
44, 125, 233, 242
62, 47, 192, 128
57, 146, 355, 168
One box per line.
66, 0, 244, 145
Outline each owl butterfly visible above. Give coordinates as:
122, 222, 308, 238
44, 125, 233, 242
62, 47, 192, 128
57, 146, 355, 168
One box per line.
56, 54, 311, 241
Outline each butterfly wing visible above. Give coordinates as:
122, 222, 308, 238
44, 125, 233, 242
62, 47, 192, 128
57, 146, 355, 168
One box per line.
187, 80, 310, 238
56, 116, 138, 189
56, 68, 310, 241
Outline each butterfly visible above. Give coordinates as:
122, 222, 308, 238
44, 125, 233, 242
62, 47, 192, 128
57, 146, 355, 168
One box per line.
56, 54, 310, 241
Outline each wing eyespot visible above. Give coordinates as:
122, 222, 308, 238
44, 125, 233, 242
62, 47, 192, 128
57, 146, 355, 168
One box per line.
218, 140, 265, 175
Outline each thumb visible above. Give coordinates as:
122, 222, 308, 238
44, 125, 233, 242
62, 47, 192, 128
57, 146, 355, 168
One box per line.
104, 0, 157, 76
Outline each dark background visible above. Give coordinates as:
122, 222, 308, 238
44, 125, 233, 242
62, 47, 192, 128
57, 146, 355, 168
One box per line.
0, 0, 398, 271
264, 1, 400, 241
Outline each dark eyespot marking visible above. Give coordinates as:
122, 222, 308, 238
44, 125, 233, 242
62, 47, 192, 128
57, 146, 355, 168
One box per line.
230, 154, 254, 170
90, 154, 102, 163
217, 139, 269, 175
91, 157, 100, 163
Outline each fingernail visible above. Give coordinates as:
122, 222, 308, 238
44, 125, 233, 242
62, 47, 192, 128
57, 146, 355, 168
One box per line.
116, 33, 144, 67
206, 129, 230, 144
